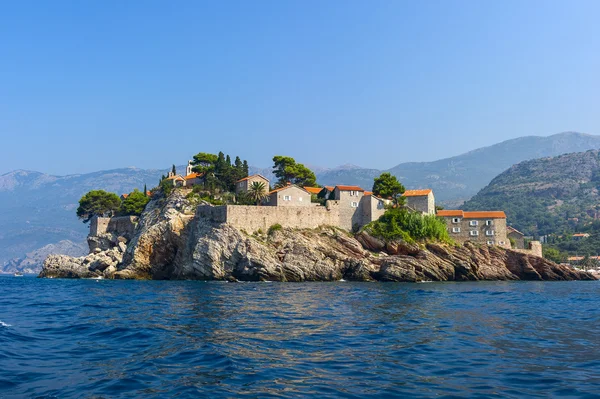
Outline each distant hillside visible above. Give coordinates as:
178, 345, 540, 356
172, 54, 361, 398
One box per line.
317, 132, 600, 206
463, 150, 600, 236
0, 168, 169, 271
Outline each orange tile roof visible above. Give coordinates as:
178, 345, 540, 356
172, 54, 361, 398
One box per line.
121, 193, 129, 199
573, 233, 590, 237
335, 185, 364, 191
464, 211, 506, 219
324, 186, 334, 191
183, 172, 203, 180
236, 174, 269, 183
403, 189, 432, 197
303, 187, 322, 195
437, 210, 464, 217
436, 210, 506, 219
364, 191, 373, 196
165, 175, 179, 180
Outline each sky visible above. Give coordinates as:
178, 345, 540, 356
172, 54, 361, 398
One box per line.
1, 0, 599, 175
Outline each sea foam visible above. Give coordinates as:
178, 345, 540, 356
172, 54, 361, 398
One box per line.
0, 320, 12, 327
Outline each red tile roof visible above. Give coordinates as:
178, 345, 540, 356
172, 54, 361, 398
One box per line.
436, 210, 507, 219
324, 186, 334, 191
437, 210, 464, 217
335, 185, 364, 191
403, 189, 432, 197
364, 191, 373, 196
183, 172, 203, 180
303, 187, 322, 195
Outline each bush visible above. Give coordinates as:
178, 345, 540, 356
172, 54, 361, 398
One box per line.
268, 223, 282, 235
362, 208, 451, 244
120, 189, 150, 216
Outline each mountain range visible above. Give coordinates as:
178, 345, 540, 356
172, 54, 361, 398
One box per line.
2, 131, 600, 273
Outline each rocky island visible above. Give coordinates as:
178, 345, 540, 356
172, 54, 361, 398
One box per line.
40, 189, 595, 282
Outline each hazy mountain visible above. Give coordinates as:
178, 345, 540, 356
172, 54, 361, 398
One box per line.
3, 240, 87, 274
2, 131, 599, 272
463, 149, 600, 236
0, 168, 169, 271
317, 132, 600, 206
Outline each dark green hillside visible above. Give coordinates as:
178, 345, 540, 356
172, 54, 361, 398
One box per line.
462, 150, 600, 237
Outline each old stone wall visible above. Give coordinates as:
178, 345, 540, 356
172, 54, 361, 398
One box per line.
90, 216, 138, 237
514, 241, 543, 258
444, 217, 509, 249
196, 204, 341, 233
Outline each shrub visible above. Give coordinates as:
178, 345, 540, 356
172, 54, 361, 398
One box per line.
268, 223, 282, 235
362, 208, 451, 244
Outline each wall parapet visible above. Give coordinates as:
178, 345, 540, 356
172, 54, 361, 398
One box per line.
90, 216, 139, 237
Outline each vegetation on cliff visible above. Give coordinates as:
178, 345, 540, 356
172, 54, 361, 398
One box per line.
362, 207, 451, 244
76, 190, 122, 222
272, 156, 317, 187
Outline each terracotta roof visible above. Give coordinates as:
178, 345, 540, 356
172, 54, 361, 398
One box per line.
464, 211, 506, 219
121, 193, 129, 199
165, 175, 180, 180
183, 172, 203, 180
324, 186, 334, 191
437, 210, 464, 217
364, 191, 373, 196
269, 185, 310, 195
568, 256, 600, 261
403, 189, 432, 197
436, 210, 506, 219
335, 185, 364, 192
236, 174, 269, 183
303, 187, 322, 195
573, 233, 590, 237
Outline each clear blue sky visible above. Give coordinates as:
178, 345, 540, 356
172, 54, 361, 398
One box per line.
1, 0, 599, 175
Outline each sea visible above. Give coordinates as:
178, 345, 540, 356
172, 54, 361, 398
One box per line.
1, 276, 599, 398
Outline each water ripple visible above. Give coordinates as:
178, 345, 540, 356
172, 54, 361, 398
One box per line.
1, 277, 599, 398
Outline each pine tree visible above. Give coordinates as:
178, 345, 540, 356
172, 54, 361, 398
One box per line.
243, 160, 249, 177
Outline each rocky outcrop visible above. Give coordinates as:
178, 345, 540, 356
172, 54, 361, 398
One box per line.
39, 190, 597, 282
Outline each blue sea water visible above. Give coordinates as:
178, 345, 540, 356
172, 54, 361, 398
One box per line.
1, 276, 599, 398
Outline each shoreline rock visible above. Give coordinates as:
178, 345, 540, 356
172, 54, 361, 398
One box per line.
39, 191, 597, 282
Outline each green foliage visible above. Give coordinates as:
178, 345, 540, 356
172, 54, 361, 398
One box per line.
120, 189, 150, 216
363, 207, 451, 244
191, 151, 248, 193
543, 247, 566, 263
372, 172, 405, 205
248, 181, 268, 205
159, 179, 174, 196
76, 190, 121, 223
272, 156, 317, 187
268, 223, 282, 235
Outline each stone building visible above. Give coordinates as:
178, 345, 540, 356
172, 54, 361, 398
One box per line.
507, 226, 525, 249
437, 210, 510, 248
266, 184, 312, 207
403, 189, 435, 215
235, 174, 270, 196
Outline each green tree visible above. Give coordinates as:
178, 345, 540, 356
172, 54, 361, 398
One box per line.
543, 247, 565, 263
171, 164, 176, 175
191, 152, 218, 174
248, 181, 268, 205
272, 155, 317, 187
143, 184, 147, 196
76, 190, 121, 223
120, 189, 150, 216
372, 172, 405, 205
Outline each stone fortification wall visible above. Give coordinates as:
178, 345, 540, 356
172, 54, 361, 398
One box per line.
196, 204, 341, 233
514, 241, 543, 258
90, 216, 138, 237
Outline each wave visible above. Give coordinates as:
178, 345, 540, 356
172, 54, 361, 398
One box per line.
0, 321, 11, 327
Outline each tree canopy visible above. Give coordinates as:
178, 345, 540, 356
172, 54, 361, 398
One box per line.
190, 151, 249, 193
372, 173, 405, 204
76, 190, 121, 223
120, 189, 150, 216
272, 156, 317, 187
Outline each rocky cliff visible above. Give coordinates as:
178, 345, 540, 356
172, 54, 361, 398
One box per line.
40, 190, 596, 282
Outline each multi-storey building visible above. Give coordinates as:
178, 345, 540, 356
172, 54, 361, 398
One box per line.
437, 210, 509, 248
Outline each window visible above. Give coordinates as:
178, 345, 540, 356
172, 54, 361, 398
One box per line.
487, 241, 494, 245
469, 220, 478, 226
452, 218, 461, 224
486, 230, 494, 236
499, 241, 506, 245
486, 220, 493, 226
299, 197, 303, 202
284, 195, 291, 201
470, 230, 479, 236
452, 227, 461, 233
351, 201, 359, 208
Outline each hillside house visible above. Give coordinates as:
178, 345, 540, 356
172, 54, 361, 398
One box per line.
573, 233, 590, 240
266, 184, 312, 207
235, 174, 270, 196
403, 189, 435, 215
437, 210, 510, 248
507, 226, 525, 249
